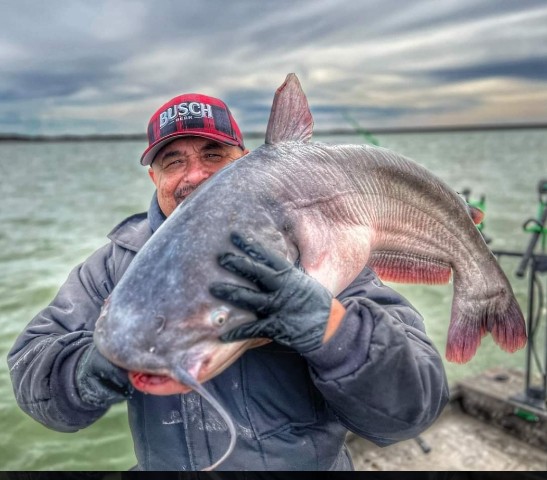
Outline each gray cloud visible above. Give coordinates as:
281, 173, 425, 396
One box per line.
0, 0, 546, 135
427, 57, 547, 82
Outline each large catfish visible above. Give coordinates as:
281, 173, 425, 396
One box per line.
95, 72, 526, 412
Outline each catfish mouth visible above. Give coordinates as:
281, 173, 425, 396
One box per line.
129, 371, 190, 395
127, 338, 270, 396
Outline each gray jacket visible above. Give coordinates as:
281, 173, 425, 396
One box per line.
8, 194, 449, 471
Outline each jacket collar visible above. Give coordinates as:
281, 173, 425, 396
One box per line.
147, 191, 166, 233
107, 191, 165, 252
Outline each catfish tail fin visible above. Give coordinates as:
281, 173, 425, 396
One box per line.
446, 279, 527, 363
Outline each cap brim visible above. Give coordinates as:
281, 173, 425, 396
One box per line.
140, 131, 241, 166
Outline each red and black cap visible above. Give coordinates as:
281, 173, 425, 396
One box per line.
141, 93, 245, 166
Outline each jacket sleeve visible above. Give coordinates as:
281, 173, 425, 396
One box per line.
7, 242, 128, 432
304, 267, 449, 446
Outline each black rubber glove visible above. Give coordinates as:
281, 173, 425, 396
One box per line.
209, 232, 334, 353
75, 344, 134, 408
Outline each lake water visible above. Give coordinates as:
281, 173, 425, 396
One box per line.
0, 129, 545, 470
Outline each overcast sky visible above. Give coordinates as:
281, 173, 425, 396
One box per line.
1, 0, 546, 136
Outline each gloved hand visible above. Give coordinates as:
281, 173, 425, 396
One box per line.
76, 344, 134, 408
209, 232, 345, 353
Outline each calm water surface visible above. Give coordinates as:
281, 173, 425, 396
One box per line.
0, 129, 545, 469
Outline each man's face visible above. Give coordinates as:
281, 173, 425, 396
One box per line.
148, 137, 248, 216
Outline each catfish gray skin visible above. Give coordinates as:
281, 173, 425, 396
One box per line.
94, 73, 527, 396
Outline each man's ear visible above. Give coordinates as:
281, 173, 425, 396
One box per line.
148, 167, 157, 186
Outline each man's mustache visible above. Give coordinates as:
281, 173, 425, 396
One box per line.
174, 185, 199, 203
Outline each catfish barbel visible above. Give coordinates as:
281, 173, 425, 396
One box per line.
94, 73, 527, 469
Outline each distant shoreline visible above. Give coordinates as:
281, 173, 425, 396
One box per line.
1, 122, 546, 142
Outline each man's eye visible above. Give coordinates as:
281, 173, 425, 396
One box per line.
204, 153, 223, 161
165, 159, 184, 169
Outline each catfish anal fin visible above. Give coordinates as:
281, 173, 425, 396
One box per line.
369, 251, 452, 284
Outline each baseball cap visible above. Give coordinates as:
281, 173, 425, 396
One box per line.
141, 93, 245, 166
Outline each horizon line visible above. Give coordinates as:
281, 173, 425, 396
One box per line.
1, 121, 546, 142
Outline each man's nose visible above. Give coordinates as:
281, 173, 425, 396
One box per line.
184, 160, 210, 185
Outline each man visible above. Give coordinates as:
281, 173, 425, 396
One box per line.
8, 92, 449, 470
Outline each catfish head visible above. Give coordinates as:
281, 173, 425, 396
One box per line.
94, 180, 297, 395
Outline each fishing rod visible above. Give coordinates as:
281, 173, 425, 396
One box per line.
510, 179, 547, 411
342, 111, 380, 146
470, 179, 547, 411
476, 179, 547, 411
516, 179, 547, 278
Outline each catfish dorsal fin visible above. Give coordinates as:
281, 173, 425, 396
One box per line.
265, 73, 314, 145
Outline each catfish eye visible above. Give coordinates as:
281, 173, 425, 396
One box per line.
211, 307, 229, 327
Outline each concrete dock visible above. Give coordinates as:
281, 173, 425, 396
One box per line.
348, 368, 547, 471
